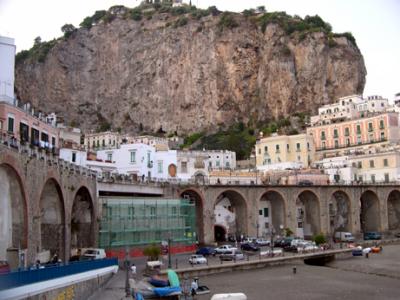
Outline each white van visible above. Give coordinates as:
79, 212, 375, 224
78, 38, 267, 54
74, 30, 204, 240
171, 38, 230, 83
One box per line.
211, 293, 247, 300
334, 232, 355, 242
83, 248, 106, 260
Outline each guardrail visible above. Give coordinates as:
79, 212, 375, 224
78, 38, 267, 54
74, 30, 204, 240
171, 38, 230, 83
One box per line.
0, 258, 118, 291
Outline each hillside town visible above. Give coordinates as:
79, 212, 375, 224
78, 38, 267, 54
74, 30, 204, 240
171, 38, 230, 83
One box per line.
1, 1, 400, 299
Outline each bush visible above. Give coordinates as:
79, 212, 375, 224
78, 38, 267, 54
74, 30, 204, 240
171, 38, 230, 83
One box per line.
143, 244, 161, 261
174, 16, 188, 28
313, 234, 326, 245
218, 12, 238, 31
284, 228, 294, 237
130, 8, 142, 21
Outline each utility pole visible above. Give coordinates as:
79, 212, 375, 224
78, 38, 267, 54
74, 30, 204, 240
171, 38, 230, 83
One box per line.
125, 246, 130, 297
168, 238, 172, 268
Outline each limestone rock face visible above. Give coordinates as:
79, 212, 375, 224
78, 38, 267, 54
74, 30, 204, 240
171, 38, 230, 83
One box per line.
15, 14, 366, 134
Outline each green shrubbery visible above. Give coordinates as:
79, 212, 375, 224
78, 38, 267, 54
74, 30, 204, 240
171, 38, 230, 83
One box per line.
313, 234, 327, 245
218, 12, 238, 31
143, 244, 161, 261
16, 37, 58, 64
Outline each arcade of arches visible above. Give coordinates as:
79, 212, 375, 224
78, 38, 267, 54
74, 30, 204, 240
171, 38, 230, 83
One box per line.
0, 164, 27, 261
181, 186, 400, 244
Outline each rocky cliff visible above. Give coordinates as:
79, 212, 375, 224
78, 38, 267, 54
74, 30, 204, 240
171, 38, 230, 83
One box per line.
15, 7, 366, 134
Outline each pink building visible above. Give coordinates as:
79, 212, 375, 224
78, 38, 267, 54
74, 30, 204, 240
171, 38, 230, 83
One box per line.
0, 101, 59, 150
307, 112, 400, 152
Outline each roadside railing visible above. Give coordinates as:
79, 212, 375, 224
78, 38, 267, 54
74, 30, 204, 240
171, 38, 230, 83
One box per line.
0, 258, 118, 291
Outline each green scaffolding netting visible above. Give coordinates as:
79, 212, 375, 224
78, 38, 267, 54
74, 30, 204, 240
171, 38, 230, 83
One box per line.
99, 197, 196, 248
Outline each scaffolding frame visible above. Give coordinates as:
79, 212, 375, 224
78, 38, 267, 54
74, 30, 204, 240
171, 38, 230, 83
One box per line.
99, 197, 196, 248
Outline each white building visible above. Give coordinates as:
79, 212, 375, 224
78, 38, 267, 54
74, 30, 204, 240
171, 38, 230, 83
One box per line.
0, 36, 16, 104
311, 94, 390, 126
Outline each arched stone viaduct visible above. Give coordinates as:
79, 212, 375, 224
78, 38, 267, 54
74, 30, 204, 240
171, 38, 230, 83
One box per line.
0, 146, 97, 266
173, 185, 400, 245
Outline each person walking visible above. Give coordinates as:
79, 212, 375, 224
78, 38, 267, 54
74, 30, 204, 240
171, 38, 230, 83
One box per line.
131, 263, 136, 278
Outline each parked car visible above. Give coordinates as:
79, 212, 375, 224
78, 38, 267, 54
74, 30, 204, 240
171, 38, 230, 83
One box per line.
255, 238, 270, 246
241, 243, 260, 252
394, 232, 400, 238
334, 232, 355, 243
83, 248, 106, 260
240, 237, 256, 244
273, 238, 285, 248
196, 247, 216, 256
280, 237, 294, 249
219, 251, 245, 261
364, 232, 382, 240
215, 245, 238, 254
0, 261, 10, 274
352, 247, 363, 256
189, 254, 207, 265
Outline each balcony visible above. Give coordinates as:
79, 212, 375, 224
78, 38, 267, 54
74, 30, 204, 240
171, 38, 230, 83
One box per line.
316, 137, 387, 151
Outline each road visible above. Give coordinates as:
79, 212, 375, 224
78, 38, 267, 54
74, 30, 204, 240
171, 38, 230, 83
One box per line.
90, 244, 400, 300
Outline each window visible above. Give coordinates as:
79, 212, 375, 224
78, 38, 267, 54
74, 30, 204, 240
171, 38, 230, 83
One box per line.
275, 144, 280, 153
380, 120, 384, 129
307, 142, 310, 150
263, 208, 269, 217
7, 117, 14, 133
287, 144, 290, 151
369, 160, 375, 168
259, 210, 263, 216
181, 161, 188, 173
157, 160, 163, 173
216, 160, 220, 167
107, 153, 112, 161
371, 174, 375, 183
322, 141, 326, 149
368, 123, 373, 132
92, 141, 95, 148
380, 132, 385, 140
384, 173, 389, 183
334, 140, 339, 148
172, 206, 177, 215
102, 139, 105, 147
357, 136, 362, 145
321, 131, 326, 140
19, 123, 29, 142
357, 161, 362, 169
383, 158, 388, 167
96, 140, 99, 147
150, 207, 156, 217
346, 138, 350, 146
225, 161, 230, 168
356, 124, 361, 135
296, 143, 301, 151
345, 127, 350, 136
258, 148, 261, 154
130, 151, 136, 163
334, 129, 338, 138
52, 137, 56, 148
72, 152, 76, 163
264, 146, 268, 153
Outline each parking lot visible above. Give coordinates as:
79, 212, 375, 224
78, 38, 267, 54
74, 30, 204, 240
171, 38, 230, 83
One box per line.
194, 244, 400, 299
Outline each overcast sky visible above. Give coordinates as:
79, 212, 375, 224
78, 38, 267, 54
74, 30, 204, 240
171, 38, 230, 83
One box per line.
0, 0, 399, 99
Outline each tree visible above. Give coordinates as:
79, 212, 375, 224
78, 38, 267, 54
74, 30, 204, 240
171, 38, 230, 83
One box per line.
34, 36, 42, 46
61, 24, 76, 38
257, 6, 266, 13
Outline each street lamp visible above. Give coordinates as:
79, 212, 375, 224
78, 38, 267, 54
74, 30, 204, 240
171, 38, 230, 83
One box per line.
168, 238, 172, 269
124, 246, 130, 297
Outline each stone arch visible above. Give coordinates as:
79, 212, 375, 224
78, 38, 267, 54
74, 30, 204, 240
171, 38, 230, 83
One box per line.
258, 190, 287, 237
0, 163, 28, 266
213, 189, 248, 241
180, 188, 205, 244
296, 190, 321, 239
360, 190, 380, 232
71, 186, 95, 251
214, 224, 227, 242
329, 191, 352, 233
387, 190, 400, 231
39, 178, 65, 260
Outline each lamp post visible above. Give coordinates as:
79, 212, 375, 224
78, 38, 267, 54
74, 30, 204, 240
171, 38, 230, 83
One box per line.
168, 238, 172, 269
270, 226, 275, 256
124, 246, 130, 297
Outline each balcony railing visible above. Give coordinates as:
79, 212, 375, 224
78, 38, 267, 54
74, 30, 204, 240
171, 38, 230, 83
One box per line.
316, 137, 387, 151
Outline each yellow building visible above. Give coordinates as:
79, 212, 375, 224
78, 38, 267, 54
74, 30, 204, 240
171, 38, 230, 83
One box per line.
255, 133, 315, 170
350, 150, 400, 183
84, 131, 122, 150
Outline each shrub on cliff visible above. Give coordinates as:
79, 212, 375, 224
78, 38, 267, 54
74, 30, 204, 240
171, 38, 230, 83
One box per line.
218, 12, 239, 31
